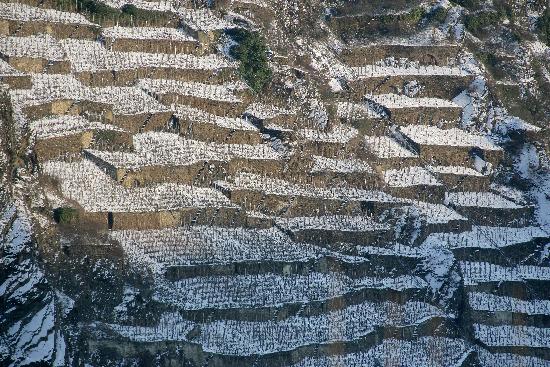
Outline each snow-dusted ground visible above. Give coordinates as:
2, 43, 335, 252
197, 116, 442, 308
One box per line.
275, 215, 389, 232
468, 292, 550, 316
102, 26, 196, 42
61, 38, 235, 72
216, 172, 396, 203
291, 337, 471, 367
138, 78, 244, 103
0, 2, 95, 25
383, 166, 441, 187
87, 132, 280, 170
42, 160, 233, 212
445, 192, 525, 209
351, 64, 468, 78
423, 226, 547, 249
31, 115, 122, 140
364, 135, 418, 158
476, 348, 550, 367
475, 324, 550, 348
155, 272, 428, 310
399, 125, 502, 151
0, 34, 66, 60
460, 262, 550, 285
110, 226, 329, 266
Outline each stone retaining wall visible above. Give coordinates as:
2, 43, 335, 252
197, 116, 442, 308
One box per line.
435, 172, 490, 192
178, 119, 262, 145
2, 56, 71, 74
340, 44, 462, 66
285, 227, 393, 246
0, 74, 32, 89
227, 158, 285, 177
0, 19, 98, 39
35, 131, 92, 162
159, 93, 245, 117
406, 143, 503, 167
449, 205, 534, 227
120, 161, 226, 188
76, 67, 235, 87
82, 206, 245, 230
385, 184, 446, 203
348, 74, 473, 100
107, 111, 173, 133
223, 188, 397, 217
386, 105, 462, 126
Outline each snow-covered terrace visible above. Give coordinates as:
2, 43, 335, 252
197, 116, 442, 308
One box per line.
9, 73, 91, 107
477, 348, 550, 367
399, 125, 502, 151
30, 115, 122, 140
110, 226, 329, 266
346, 28, 455, 47
214, 301, 443, 355
445, 192, 524, 209
86, 132, 281, 170
175, 105, 257, 131
107, 300, 445, 355
216, 172, 396, 203
422, 226, 547, 249
364, 136, 418, 159
366, 94, 460, 109
177, 8, 234, 32
89, 86, 168, 115
428, 165, 484, 177
276, 215, 390, 232
245, 102, 296, 120
156, 272, 427, 311
460, 262, 550, 285
138, 78, 243, 103
42, 160, 233, 212
0, 2, 96, 25
0, 34, 66, 60
351, 65, 468, 79
469, 292, 550, 316
61, 39, 235, 72
11, 76, 168, 115
97, 0, 233, 31
297, 124, 358, 144
101, 26, 196, 42
337, 101, 385, 120
311, 155, 373, 174
292, 337, 470, 367
474, 324, 550, 348
383, 166, 441, 187
98, 0, 174, 11
400, 200, 467, 225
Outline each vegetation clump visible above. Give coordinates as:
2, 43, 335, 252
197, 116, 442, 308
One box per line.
56, 0, 170, 25
53, 207, 79, 225
538, 8, 550, 46
464, 11, 503, 37
228, 29, 272, 93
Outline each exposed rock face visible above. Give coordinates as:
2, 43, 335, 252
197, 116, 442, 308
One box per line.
1, 0, 550, 366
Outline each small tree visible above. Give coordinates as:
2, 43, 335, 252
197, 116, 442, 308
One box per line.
229, 29, 272, 93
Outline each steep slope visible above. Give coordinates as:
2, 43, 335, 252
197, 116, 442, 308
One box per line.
0, 0, 549, 366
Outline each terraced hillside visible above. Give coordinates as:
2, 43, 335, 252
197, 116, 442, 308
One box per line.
1, 0, 550, 365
